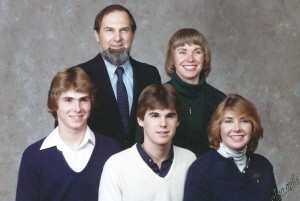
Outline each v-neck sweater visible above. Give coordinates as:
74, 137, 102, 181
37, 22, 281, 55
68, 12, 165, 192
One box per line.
99, 144, 196, 201
16, 134, 121, 201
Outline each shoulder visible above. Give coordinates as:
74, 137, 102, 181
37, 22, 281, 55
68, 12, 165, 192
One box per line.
250, 153, 274, 169
205, 83, 226, 98
130, 57, 160, 74
204, 83, 226, 105
106, 145, 137, 164
20, 138, 48, 168
130, 57, 155, 68
130, 57, 161, 85
22, 138, 45, 157
77, 53, 104, 73
189, 150, 220, 170
173, 146, 197, 161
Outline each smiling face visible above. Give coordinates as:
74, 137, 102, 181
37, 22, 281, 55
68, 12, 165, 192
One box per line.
138, 109, 179, 148
220, 110, 253, 151
56, 89, 91, 133
94, 10, 134, 52
173, 43, 205, 85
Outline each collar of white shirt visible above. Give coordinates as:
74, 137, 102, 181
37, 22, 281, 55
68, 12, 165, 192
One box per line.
40, 126, 95, 151
40, 126, 96, 172
103, 59, 133, 82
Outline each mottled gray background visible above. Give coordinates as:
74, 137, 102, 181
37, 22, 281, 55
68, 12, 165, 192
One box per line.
1, 0, 299, 200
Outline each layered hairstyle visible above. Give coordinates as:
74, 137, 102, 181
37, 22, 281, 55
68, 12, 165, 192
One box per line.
165, 28, 211, 77
94, 4, 137, 33
136, 84, 183, 121
48, 67, 97, 119
208, 93, 263, 153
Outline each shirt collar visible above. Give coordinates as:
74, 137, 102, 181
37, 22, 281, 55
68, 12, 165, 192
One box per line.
40, 126, 95, 151
103, 58, 132, 80
136, 141, 174, 168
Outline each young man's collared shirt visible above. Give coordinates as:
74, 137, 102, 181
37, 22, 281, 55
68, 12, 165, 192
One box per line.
136, 142, 174, 177
40, 126, 95, 172
104, 59, 133, 113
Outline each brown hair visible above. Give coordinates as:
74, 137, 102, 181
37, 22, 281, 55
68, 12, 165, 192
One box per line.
47, 67, 96, 119
165, 28, 211, 77
208, 93, 263, 153
136, 84, 182, 121
94, 4, 136, 33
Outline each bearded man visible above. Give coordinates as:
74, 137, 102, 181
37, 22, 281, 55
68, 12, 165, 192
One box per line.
76, 4, 161, 149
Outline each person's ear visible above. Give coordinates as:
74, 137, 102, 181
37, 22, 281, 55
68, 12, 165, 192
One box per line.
94, 31, 100, 43
137, 117, 144, 127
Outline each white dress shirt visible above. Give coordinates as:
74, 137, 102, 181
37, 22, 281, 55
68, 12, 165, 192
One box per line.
40, 126, 95, 172
103, 59, 133, 113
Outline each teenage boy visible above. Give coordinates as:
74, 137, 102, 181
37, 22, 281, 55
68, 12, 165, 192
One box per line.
98, 84, 196, 201
16, 67, 121, 201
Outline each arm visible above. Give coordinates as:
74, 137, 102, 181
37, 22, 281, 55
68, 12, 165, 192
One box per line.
270, 168, 282, 201
16, 149, 40, 201
152, 67, 161, 84
98, 158, 123, 201
183, 163, 211, 201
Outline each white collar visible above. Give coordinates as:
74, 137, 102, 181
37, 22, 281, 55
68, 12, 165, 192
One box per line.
103, 59, 132, 80
217, 143, 246, 159
217, 143, 247, 172
40, 126, 95, 151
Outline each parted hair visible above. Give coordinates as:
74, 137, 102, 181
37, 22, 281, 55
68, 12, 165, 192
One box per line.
136, 84, 182, 121
48, 67, 96, 119
208, 93, 263, 154
94, 4, 136, 33
165, 28, 211, 77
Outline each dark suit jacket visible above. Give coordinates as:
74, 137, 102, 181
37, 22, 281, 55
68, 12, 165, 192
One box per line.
79, 53, 161, 149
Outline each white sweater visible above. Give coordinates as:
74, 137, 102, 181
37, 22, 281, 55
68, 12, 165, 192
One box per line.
98, 144, 196, 201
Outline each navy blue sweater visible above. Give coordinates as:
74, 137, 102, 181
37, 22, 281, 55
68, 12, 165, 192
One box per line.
16, 134, 121, 201
184, 150, 279, 201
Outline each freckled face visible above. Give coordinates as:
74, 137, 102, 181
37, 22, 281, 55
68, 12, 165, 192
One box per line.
137, 109, 179, 147
173, 43, 205, 85
56, 90, 91, 132
220, 110, 253, 151
94, 11, 134, 51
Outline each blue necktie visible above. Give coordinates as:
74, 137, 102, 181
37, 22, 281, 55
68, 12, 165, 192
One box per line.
115, 67, 129, 130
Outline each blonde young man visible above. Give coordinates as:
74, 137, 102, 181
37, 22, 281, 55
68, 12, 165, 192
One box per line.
16, 67, 121, 201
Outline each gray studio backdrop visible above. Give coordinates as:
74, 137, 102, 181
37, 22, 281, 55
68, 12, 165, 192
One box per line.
1, 0, 299, 200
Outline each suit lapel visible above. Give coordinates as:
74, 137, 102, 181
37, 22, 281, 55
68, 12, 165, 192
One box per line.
89, 54, 119, 110
129, 58, 142, 128
87, 55, 141, 134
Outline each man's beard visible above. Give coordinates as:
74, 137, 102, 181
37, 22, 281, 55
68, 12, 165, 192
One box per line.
101, 48, 130, 66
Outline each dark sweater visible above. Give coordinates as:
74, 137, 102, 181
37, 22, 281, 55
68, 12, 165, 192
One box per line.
16, 133, 121, 201
167, 72, 226, 157
184, 150, 279, 201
